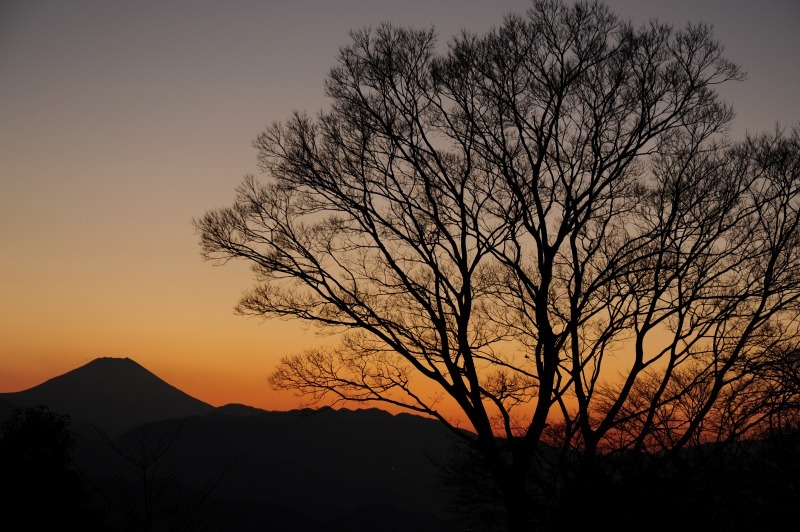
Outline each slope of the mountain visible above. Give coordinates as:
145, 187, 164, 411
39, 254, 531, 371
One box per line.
0, 397, 21, 424
0, 357, 215, 438
75, 406, 467, 530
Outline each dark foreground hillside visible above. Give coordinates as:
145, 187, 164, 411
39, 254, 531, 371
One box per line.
76, 406, 465, 531
2, 358, 799, 531
0, 358, 467, 531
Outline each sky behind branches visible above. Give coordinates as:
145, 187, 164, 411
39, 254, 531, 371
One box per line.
1, 0, 798, 414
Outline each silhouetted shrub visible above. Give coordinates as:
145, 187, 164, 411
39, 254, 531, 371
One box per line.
0, 405, 108, 530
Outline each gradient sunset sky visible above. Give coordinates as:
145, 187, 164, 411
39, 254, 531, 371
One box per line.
2, 0, 799, 414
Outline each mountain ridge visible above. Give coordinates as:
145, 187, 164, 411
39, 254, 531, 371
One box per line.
0, 356, 216, 437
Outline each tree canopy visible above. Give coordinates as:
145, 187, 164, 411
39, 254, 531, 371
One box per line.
196, 1, 800, 529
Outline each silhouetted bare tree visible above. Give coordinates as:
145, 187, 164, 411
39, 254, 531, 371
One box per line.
196, 1, 800, 529
91, 421, 234, 532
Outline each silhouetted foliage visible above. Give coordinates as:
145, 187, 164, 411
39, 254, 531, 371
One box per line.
197, 0, 800, 529
0, 405, 108, 530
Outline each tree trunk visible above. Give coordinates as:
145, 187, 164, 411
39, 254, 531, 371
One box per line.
504, 489, 531, 532
496, 466, 532, 532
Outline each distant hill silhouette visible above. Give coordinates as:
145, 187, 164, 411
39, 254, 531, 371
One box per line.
215, 402, 268, 416
0, 357, 215, 438
75, 406, 463, 530
0, 357, 468, 530
102, 406, 458, 513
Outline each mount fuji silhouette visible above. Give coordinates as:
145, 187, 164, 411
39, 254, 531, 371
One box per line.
0, 357, 214, 437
